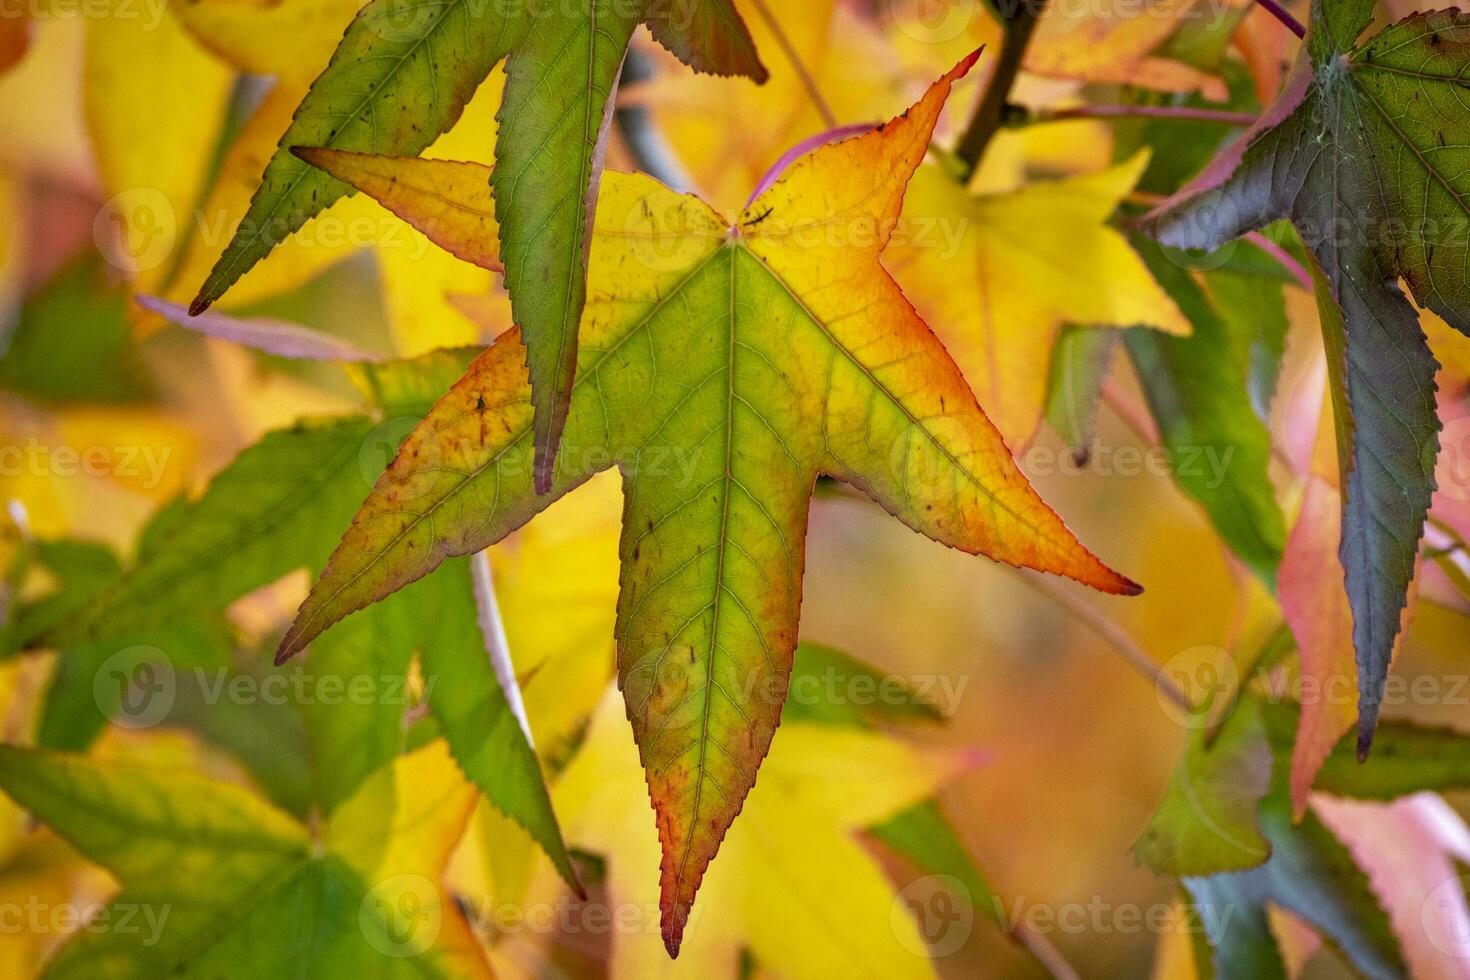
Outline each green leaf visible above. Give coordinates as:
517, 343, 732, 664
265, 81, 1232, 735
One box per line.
294, 593, 422, 814
190, 0, 766, 488
415, 556, 582, 894
0, 743, 484, 978
39, 416, 379, 648
1149, 0, 1468, 751
0, 260, 151, 404
1134, 697, 1273, 878
37, 618, 234, 752
344, 347, 482, 417
781, 642, 945, 728
1262, 699, 1470, 802
1044, 325, 1117, 462
22, 379, 576, 881
1126, 236, 1287, 587
1184, 790, 1405, 980
1, 539, 121, 657
166, 660, 314, 820
870, 800, 1001, 927
1205, 267, 1289, 424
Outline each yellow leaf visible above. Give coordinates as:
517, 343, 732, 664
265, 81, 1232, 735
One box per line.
554, 689, 969, 979
283, 51, 1138, 954
890, 150, 1189, 447
173, 0, 364, 82
85, 5, 235, 297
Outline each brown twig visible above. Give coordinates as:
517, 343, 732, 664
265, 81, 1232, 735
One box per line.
1015, 104, 1258, 127
953, 0, 1049, 181
746, 0, 838, 128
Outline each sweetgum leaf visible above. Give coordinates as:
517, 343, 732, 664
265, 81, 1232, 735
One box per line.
1184, 790, 1405, 980
25, 346, 576, 887
283, 53, 1139, 956
0, 742, 491, 978
1147, 0, 1470, 753
1141, 696, 1409, 977
189, 0, 766, 491
38, 416, 379, 649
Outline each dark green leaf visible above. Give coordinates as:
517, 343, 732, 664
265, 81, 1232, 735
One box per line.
1149, 0, 1467, 751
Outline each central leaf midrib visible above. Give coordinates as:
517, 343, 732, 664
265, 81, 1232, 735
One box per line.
669, 240, 739, 906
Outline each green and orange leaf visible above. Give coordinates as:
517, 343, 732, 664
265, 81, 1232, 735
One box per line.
282, 52, 1138, 956
187, 0, 768, 491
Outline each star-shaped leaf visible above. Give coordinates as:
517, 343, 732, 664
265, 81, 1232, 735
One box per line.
187, 0, 766, 490
0, 740, 490, 978
1146, 0, 1470, 755
277, 52, 1139, 956
889, 151, 1189, 448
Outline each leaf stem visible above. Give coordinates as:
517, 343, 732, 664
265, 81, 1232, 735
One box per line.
1016, 569, 1194, 712
746, 0, 838, 129
953, 0, 1049, 182
1252, 0, 1306, 39
1013, 924, 1082, 980
1243, 231, 1312, 290
815, 479, 1191, 709
1013, 104, 1259, 127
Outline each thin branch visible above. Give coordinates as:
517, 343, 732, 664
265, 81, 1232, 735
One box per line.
746, 0, 837, 129
954, 0, 1049, 181
1253, 0, 1307, 39
745, 124, 875, 207
1013, 924, 1082, 980
814, 479, 1193, 710
1014, 569, 1194, 711
1014, 104, 1258, 127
